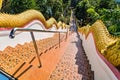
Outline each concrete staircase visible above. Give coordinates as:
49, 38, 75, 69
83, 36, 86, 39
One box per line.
49, 33, 94, 80
0, 33, 66, 79
0, 33, 94, 80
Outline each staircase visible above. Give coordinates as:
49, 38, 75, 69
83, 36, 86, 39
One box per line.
0, 32, 94, 80
0, 33, 65, 79
49, 33, 94, 80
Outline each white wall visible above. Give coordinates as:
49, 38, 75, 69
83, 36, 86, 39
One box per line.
79, 33, 118, 80
0, 20, 67, 51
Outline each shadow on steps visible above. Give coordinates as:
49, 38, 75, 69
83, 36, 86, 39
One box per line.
74, 32, 94, 80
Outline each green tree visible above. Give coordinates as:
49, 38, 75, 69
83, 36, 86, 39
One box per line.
36, 0, 61, 20
36, 0, 71, 23
75, 0, 89, 26
10, 0, 38, 13
97, 0, 116, 9
0, 0, 11, 13
98, 8, 120, 33
1, 0, 71, 23
87, 8, 100, 24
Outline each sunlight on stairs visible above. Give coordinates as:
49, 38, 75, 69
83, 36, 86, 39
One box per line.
0, 32, 94, 80
0, 33, 65, 77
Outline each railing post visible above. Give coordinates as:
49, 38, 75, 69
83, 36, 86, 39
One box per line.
30, 32, 41, 68
59, 32, 60, 48
65, 29, 68, 41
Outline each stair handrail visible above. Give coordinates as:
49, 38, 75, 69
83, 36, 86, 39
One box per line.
9, 27, 68, 68
0, 69, 16, 80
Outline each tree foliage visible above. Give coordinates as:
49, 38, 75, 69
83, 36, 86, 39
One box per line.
1, 0, 71, 24
2, 0, 120, 34
75, 0, 120, 34
75, 0, 89, 26
87, 8, 100, 24
10, 0, 38, 13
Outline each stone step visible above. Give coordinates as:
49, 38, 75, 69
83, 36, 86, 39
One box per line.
49, 33, 94, 80
13, 62, 32, 79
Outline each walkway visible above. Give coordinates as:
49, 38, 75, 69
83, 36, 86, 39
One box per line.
49, 33, 94, 80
